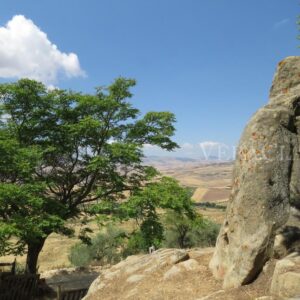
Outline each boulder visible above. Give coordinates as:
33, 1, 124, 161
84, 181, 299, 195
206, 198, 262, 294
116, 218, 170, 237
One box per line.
83, 248, 216, 300
163, 265, 181, 280
270, 252, 300, 299
210, 56, 300, 289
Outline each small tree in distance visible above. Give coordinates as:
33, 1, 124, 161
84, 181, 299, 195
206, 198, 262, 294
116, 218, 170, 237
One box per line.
0, 78, 178, 273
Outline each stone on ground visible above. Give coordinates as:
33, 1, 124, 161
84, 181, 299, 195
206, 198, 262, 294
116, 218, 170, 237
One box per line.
270, 252, 300, 299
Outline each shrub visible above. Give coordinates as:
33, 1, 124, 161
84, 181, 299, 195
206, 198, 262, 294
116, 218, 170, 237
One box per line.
68, 243, 92, 267
163, 210, 220, 248
90, 225, 125, 265
188, 219, 220, 247
69, 224, 126, 267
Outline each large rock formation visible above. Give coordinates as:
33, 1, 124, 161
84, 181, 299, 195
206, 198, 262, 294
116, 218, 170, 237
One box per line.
210, 56, 300, 289
82, 248, 219, 300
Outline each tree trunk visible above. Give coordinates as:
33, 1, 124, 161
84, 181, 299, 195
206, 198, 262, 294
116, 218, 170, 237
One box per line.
178, 227, 188, 248
25, 237, 46, 274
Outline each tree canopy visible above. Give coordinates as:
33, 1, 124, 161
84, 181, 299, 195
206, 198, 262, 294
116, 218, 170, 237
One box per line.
0, 78, 178, 273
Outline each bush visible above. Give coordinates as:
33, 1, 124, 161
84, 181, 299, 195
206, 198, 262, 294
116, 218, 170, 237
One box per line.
163, 210, 220, 248
68, 243, 92, 267
188, 219, 220, 247
90, 225, 125, 265
69, 224, 126, 267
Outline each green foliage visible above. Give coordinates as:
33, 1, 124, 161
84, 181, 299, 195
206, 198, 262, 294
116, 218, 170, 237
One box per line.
15, 262, 26, 275
0, 78, 178, 273
189, 219, 220, 247
89, 177, 197, 253
89, 225, 125, 265
122, 231, 146, 256
139, 213, 164, 249
119, 177, 196, 250
0, 182, 67, 255
197, 202, 226, 210
69, 225, 126, 267
163, 210, 220, 248
68, 243, 92, 267
69, 178, 220, 265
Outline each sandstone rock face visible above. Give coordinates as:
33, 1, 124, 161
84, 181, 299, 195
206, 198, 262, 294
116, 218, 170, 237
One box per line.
210, 56, 300, 289
270, 252, 300, 299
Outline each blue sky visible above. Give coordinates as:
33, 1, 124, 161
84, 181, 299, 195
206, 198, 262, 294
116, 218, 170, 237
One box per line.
0, 0, 299, 158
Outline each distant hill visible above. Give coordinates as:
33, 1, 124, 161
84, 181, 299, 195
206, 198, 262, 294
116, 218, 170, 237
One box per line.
143, 156, 233, 170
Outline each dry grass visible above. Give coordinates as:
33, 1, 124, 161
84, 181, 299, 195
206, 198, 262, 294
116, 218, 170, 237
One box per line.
201, 188, 231, 202
192, 188, 208, 202
0, 161, 233, 272
1, 219, 100, 272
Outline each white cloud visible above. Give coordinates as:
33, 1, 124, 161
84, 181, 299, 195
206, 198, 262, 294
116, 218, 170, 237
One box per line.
0, 15, 85, 84
273, 18, 289, 29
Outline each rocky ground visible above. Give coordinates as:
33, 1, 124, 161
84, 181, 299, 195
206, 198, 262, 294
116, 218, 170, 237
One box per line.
78, 248, 299, 300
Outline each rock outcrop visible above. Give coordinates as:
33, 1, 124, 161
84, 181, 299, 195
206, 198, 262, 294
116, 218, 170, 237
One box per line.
210, 56, 300, 289
270, 252, 300, 299
82, 247, 296, 300
83, 248, 218, 300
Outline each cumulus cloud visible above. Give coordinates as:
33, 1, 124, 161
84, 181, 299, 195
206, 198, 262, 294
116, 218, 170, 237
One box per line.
0, 15, 85, 84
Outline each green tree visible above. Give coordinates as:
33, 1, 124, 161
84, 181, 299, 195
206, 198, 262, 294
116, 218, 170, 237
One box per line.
0, 78, 178, 273
163, 210, 199, 248
121, 177, 195, 249
163, 210, 220, 248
